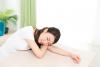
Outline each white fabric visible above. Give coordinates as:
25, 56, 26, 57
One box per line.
0, 26, 34, 60
0, 50, 96, 67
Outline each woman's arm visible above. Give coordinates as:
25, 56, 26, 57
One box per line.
48, 46, 72, 56
25, 39, 48, 58
48, 46, 80, 63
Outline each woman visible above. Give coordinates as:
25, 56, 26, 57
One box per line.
0, 26, 80, 63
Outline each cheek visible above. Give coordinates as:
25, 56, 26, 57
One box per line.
39, 34, 44, 39
38, 34, 46, 42
38, 35, 43, 43
40, 35, 45, 40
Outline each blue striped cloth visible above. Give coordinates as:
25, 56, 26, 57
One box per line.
0, 20, 5, 36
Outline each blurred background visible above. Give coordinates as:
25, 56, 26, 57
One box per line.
0, 0, 100, 67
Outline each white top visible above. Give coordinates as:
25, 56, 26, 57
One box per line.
0, 26, 34, 60
3, 26, 34, 50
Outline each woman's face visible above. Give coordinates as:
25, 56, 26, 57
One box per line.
38, 32, 55, 46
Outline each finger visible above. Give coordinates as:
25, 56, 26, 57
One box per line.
76, 56, 81, 62
73, 59, 79, 64
73, 56, 80, 64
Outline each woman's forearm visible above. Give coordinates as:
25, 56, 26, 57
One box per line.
48, 46, 81, 64
40, 45, 48, 55
48, 46, 72, 57
31, 45, 48, 58
25, 39, 48, 58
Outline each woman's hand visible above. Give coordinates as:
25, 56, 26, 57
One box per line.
69, 53, 81, 64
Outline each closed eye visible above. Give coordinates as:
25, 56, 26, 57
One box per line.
47, 37, 52, 45
47, 37, 50, 41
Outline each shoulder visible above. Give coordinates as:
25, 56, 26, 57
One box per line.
17, 26, 35, 40
15, 26, 35, 35
22, 26, 33, 29
19, 26, 35, 31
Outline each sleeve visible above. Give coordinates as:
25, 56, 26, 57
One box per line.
18, 26, 34, 40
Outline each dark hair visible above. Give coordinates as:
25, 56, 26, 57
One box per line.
34, 27, 61, 48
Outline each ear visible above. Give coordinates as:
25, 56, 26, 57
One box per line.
43, 29, 48, 33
